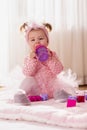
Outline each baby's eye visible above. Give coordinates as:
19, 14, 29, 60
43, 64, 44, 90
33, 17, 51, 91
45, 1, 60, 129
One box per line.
31, 39, 35, 42
39, 37, 44, 40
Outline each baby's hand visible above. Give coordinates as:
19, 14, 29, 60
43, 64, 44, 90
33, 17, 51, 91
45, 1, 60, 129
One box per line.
30, 51, 36, 59
47, 49, 52, 58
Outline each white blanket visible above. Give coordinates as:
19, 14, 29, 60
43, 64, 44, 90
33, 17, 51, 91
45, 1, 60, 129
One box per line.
0, 66, 86, 129
0, 98, 87, 129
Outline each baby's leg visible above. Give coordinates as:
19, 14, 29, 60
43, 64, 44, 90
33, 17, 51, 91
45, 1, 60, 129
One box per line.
14, 77, 40, 105
53, 77, 76, 100
19, 76, 40, 96
14, 91, 30, 105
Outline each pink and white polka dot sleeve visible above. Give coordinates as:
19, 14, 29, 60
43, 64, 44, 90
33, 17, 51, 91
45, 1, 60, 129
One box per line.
47, 52, 63, 75
23, 56, 38, 76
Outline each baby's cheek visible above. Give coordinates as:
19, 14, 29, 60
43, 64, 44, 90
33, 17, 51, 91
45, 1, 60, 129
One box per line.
31, 45, 35, 51
42, 42, 48, 47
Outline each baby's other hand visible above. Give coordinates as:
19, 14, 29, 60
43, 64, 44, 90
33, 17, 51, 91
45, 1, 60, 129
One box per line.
30, 51, 36, 59
47, 49, 52, 58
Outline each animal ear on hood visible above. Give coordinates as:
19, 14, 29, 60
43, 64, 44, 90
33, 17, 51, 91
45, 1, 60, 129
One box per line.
20, 22, 28, 32
43, 23, 52, 32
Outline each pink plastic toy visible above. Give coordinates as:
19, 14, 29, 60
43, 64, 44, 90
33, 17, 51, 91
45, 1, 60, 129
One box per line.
77, 95, 85, 102
28, 95, 42, 102
28, 94, 48, 102
76, 90, 85, 103
67, 96, 76, 107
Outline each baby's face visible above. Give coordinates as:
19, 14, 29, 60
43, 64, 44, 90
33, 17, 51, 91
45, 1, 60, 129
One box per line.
28, 29, 48, 51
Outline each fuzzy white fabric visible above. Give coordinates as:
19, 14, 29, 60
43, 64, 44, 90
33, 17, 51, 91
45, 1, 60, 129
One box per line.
0, 66, 25, 89
0, 99, 87, 129
0, 66, 84, 129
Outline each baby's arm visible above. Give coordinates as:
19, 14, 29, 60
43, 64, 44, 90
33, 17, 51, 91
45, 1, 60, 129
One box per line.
47, 51, 63, 75
23, 56, 38, 76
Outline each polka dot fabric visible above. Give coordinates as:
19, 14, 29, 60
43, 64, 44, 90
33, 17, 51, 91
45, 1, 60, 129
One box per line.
23, 51, 63, 98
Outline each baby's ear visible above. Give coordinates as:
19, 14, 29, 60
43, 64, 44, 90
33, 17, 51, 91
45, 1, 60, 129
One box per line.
20, 22, 28, 32
43, 23, 52, 32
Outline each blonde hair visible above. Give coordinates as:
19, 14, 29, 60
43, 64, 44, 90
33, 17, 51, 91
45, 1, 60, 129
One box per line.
20, 22, 52, 42
20, 22, 52, 32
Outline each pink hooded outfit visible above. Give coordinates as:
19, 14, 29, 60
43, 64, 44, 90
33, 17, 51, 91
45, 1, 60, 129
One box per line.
18, 22, 78, 101
21, 51, 63, 98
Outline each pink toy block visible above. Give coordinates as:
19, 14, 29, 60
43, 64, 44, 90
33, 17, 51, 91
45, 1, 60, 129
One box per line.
67, 96, 76, 107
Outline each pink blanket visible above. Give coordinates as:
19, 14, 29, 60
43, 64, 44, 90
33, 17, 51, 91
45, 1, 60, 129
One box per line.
0, 99, 87, 129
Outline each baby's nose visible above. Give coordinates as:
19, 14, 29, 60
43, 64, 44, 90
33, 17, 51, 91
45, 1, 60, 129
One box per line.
35, 42, 40, 47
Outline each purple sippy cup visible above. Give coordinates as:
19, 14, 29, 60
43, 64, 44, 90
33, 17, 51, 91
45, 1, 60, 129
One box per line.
35, 45, 49, 62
